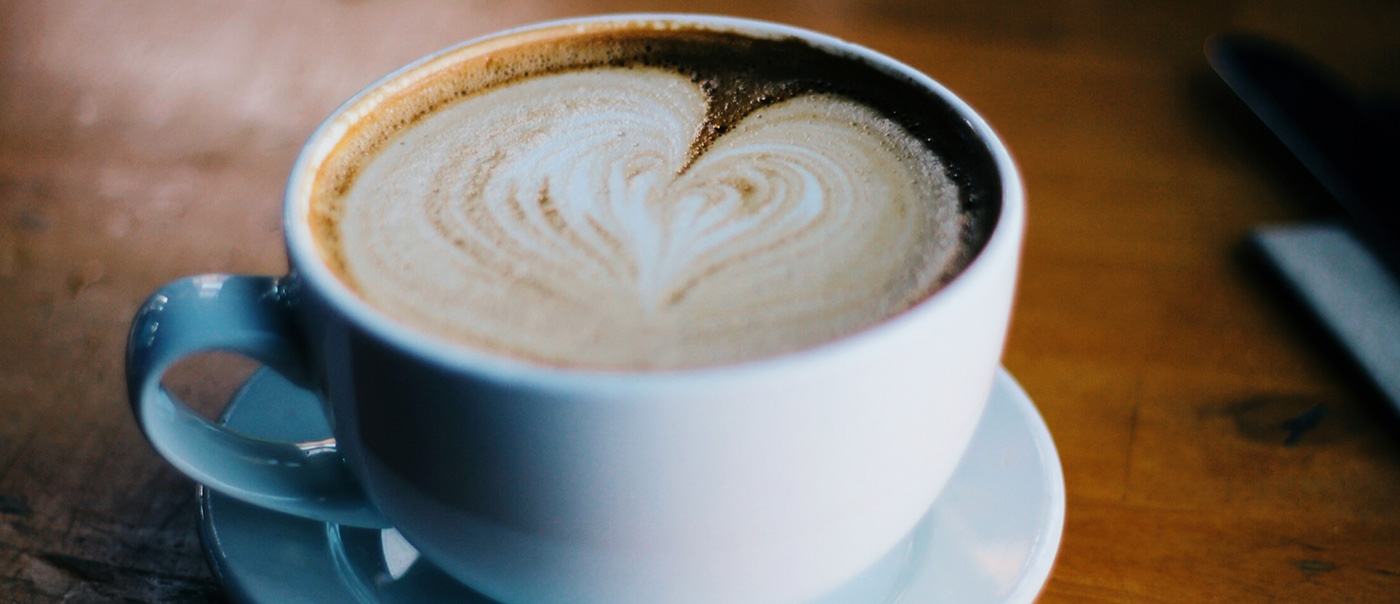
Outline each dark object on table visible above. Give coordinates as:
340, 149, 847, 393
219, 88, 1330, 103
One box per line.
1208, 33, 1400, 276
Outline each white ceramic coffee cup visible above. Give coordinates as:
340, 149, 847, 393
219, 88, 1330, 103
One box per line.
126, 14, 1024, 604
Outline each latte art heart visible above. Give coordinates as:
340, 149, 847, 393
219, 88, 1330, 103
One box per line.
336, 68, 963, 369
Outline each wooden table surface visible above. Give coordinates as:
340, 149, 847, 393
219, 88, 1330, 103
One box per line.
2, 0, 1398, 602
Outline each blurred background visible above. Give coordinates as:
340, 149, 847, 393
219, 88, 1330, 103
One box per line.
0, 1, 1398, 602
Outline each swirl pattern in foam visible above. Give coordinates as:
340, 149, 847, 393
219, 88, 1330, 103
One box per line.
332, 66, 963, 370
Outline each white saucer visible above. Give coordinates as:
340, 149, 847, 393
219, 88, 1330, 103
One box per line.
199, 368, 1065, 604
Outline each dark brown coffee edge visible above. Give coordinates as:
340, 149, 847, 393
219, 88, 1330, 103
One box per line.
309, 20, 1002, 300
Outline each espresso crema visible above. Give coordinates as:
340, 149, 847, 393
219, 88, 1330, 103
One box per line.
310, 22, 998, 370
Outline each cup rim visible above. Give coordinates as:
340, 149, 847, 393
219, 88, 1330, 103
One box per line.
282, 12, 1025, 389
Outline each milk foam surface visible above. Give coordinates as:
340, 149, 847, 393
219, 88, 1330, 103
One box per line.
331, 66, 963, 370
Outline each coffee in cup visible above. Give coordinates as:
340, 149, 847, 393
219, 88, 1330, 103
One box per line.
308, 25, 998, 370
127, 14, 1022, 604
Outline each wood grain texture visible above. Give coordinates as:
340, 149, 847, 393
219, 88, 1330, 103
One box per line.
0, 0, 1397, 602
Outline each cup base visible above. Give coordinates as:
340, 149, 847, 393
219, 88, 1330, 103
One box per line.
198, 368, 1063, 604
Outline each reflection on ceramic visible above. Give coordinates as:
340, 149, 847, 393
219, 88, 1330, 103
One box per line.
199, 368, 1064, 604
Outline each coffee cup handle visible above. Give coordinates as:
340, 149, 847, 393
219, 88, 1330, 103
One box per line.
126, 274, 389, 528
